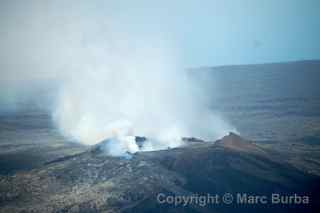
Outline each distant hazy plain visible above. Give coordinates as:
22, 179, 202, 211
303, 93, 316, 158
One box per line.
205, 61, 320, 142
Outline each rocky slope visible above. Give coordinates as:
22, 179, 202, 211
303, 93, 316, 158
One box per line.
1, 133, 319, 213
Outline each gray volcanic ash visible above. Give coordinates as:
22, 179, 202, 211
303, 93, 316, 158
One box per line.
1, 133, 319, 213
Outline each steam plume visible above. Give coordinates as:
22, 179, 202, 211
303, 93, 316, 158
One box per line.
0, 1, 237, 155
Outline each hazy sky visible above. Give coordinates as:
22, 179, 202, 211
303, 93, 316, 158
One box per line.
107, 0, 320, 67
1, 0, 320, 67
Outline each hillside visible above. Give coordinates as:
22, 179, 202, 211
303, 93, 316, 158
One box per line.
1, 133, 319, 213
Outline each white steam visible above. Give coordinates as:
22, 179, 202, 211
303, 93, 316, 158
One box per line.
0, 1, 237, 155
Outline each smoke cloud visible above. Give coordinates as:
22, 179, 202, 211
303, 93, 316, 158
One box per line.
0, 1, 236, 155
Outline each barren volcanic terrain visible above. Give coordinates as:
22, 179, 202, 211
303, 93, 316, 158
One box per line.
1, 133, 320, 213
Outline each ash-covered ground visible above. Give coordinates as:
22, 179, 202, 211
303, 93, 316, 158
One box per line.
1, 130, 320, 212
